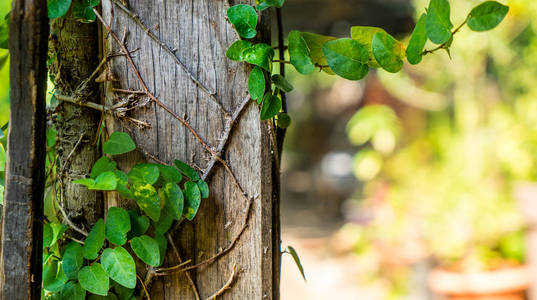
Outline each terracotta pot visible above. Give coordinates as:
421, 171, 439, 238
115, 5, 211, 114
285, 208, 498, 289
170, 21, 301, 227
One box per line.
428, 265, 532, 300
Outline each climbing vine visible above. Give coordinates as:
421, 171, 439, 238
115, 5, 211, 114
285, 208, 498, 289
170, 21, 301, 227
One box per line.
9, 0, 507, 298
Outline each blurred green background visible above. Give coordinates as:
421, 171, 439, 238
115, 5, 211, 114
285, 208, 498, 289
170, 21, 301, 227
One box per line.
0, 0, 10, 126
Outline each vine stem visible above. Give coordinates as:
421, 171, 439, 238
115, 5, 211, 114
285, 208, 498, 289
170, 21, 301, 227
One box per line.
137, 274, 151, 300
276, 7, 287, 161
422, 18, 468, 56
204, 263, 238, 300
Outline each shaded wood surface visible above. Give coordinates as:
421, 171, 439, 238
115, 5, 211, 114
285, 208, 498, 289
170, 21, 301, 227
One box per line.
101, 0, 278, 298
0, 0, 48, 298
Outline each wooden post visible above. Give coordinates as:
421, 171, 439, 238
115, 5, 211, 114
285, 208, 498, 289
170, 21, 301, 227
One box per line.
100, 0, 279, 298
0, 0, 48, 298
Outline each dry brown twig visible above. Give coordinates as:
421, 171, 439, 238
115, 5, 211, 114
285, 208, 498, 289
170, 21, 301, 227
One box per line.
205, 263, 239, 300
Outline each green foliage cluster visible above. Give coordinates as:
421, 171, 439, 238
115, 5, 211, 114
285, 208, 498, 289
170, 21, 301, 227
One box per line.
42, 131, 208, 299
47, 0, 100, 22
226, 0, 509, 123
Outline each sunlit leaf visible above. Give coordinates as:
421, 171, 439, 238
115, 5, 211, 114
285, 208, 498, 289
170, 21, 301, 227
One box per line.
322, 38, 369, 80
371, 31, 404, 73
288, 30, 315, 75
158, 182, 184, 220
406, 13, 428, 65
350, 26, 386, 68
183, 181, 201, 221
467, 1, 509, 32
226, 40, 252, 61
227, 4, 257, 39
132, 182, 161, 221
103, 132, 136, 155
130, 235, 160, 267
426, 0, 453, 44
78, 263, 109, 296
242, 43, 275, 71
128, 163, 159, 185
101, 247, 136, 289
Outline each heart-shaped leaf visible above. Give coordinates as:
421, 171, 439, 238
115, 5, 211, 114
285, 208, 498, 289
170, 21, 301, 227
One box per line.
426, 0, 453, 44
132, 182, 161, 221
158, 182, 184, 220
467, 1, 509, 32
84, 219, 105, 260
105, 207, 131, 246
43, 259, 68, 292
153, 209, 174, 235
277, 112, 292, 129
62, 241, 84, 280
130, 235, 160, 267
78, 263, 109, 296
101, 247, 136, 289
184, 181, 201, 221
227, 4, 257, 39
271, 74, 294, 92
48, 0, 72, 19
322, 38, 369, 80
248, 66, 266, 102
71, 0, 100, 23
103, 132, 136, 155
406, 13, 428, 65
74, 171, 117, 191
288, 30, 315, 75
260, 93, 282, 120
372, 31, 404, 73
226, 40, 252, 61
91, 156, 117, 179
242, 43, 275, 71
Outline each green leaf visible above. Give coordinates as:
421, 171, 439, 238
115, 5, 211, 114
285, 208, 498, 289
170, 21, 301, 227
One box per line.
277, 112, 292, 129
91, 157, 117, 179
406, 13, 428, 65
43, 223, 53, 248
83, 219, 105, 260
287, 246, 306, 282
128, 163, 159, 185
174, 160, 200, 180
127, 210, 150, 239
48, 0, 72, 19
153, 208, 174, 235
0, 15, 8, 49
260, 93, 282, 120
43, 259, 68, 292
301, 32, 336, 73
226, 40, 252, 61
271, 74, 294, 92
78, 263, 109, 296
288, 30, 315, 75
426, 0, 453, 44
257, 0, 285, 10
101, 247, 136, 289
62, 242, 84, 280
0, 144, 5, 172
103, 132, 136, 155
130, 235, 160, 267
60, 281, 86, 300
71, 0, 100, 23
467, 1, 509, 32
132, 182, 161, 221
184, 181, 201, 221
105, 207, 131, 246
156, 164, 182, 183
322, 38, 369, 80
154, 234, 167, 266
158, 182, 184, 220
371, 31, 405, 73
227, 4, 258, 39
46, 127, 57, 147
93, 171, 118, 190
114, 170, 133, 199
242, 43, 275, 71
197, 180, 209, 199
350, 26, 387, 68
248, 66, 266, 102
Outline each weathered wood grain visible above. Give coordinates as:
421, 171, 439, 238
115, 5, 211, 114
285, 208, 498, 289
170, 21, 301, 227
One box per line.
0, 0, 48, 298
101, 0, 279, 298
